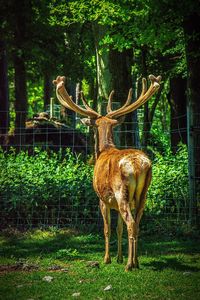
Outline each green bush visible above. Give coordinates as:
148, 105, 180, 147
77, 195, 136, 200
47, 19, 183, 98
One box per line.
147, 144, 189, 214
0, 145, 189, 227
0, 148, 97, 227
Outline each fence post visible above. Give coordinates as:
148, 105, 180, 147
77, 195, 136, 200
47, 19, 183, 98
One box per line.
50, 97, 54, 118
187, 103, 196, 225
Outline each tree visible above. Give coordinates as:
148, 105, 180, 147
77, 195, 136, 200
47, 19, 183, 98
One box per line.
49, 0, 142, 146
183, 12, 200, 223
0, 40, 9, 135
108, 48, 135, 146
168, 76, 187, 153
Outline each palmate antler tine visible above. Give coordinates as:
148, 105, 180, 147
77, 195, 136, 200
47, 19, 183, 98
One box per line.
53, 76, 100, 118
106, 75, 161, 119
80, 91, 90, 109
53, 76, 72, 110
107, 88, 132, 114
80, 91, 99, 115
106, 89, 133, 119
56, 88, 71, 110
107, 90, 115, 113
122, 88, 133, 108
141, 78, 147, 96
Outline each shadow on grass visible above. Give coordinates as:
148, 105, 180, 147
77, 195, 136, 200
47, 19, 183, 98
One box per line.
0, 229, 105, 261
143, 257, 200, 272
0, 228, 200, 266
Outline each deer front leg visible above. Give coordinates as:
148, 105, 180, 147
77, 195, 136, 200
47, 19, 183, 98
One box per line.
99, 200, 111, 264
116, 213, 123, 263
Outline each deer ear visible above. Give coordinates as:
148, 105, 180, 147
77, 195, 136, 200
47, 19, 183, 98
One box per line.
80, 118, 96, 127
115, 116, 125, 126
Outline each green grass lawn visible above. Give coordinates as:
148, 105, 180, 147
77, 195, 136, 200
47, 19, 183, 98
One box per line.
0, 228, 200, 300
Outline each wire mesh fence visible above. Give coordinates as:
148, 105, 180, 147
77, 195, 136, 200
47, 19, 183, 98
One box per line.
0, 109, 199, 233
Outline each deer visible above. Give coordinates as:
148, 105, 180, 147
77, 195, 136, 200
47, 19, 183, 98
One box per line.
53, 74, 161, 271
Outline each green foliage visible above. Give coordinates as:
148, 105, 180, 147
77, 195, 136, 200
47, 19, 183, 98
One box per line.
147, 144, 189, 214
49, 0, 187, 77
0, 145, 189, 227
55, 248, 79, 260
0, 148, 97, 226
27, 81, 44, 116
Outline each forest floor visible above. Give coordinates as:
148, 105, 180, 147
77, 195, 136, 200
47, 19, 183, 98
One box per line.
0, 228, 200, 300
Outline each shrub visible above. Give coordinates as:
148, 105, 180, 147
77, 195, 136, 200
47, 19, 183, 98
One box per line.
0, 148, 97, 227
147, 144, 189, 215
0, 144, 189, 228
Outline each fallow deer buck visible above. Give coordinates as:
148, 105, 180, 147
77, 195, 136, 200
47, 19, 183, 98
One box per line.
53, 74, 161, 271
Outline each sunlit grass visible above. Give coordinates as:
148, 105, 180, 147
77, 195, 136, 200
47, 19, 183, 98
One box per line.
0, 228, 200, 300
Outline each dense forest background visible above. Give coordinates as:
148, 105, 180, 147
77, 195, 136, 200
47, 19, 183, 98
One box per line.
0, 0, 200, 227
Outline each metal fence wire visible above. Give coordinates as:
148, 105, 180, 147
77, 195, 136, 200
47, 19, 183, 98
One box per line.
0, 109, 199, 232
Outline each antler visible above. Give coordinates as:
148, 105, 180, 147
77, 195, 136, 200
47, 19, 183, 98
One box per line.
106, 89, 133, 114
53, 74, 161, 120
106, 75, 161, 119
53, 76, 100, 118
80, 91, 100, 116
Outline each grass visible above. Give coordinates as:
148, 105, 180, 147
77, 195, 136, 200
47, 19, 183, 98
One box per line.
0, 228, 200, 300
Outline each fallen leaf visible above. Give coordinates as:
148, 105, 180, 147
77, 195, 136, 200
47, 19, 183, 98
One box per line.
104, 285, 112, 291
72, 292, 80, 297
48, 265, 62, 271
86, 261, 100, 268
22, 263, 39, 271
183, 271, 192, 276
61, 268, 69, 273
42, 275, 53, 282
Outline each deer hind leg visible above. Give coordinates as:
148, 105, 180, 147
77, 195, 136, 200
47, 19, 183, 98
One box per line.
134, 169, 152, 268
120, 203, 138, 271
117, 196, 138, 271
99, 199, 111, 264
116, 213, 123, 263
136, 169, 152, 225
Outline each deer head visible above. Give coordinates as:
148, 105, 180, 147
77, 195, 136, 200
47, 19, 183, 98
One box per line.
53, 75, 161, 156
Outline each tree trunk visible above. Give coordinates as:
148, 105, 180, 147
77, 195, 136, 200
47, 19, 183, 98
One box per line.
13, 0, 28, 147
109, 48, 136, 147
67, 81, 77, 128
44, 73, 52, 110
14, 53, 27, 147
93, 26, 138, 148
89, 77, 98, 111
140, 47, 162, 149
0, 40, 9, 135
93, 24, 112, 113
168, 76, 187, 153
183, 12, 200, 225
140, 47, 149, 149
141, 88, 162, 149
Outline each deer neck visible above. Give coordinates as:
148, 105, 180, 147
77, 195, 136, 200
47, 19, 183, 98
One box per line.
96, 125, 115, 155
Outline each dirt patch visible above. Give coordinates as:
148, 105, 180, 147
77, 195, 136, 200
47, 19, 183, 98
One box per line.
0, 263, 70, 274
0, 263, 39, 273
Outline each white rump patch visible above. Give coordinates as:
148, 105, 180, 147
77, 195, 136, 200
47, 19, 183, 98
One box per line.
119, 157, 135, 176
140, 155, 151, 168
